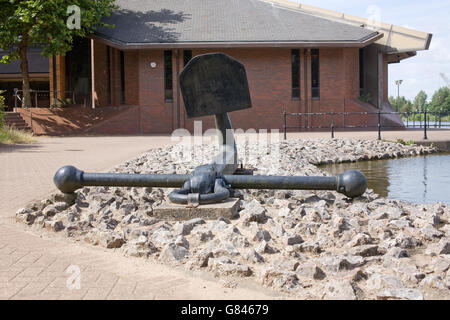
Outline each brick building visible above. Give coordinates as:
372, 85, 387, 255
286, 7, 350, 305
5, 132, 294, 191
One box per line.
2, 0, 432, 134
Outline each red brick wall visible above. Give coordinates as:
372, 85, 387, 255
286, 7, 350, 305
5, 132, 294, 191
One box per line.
93, 45, 392, 134
94, 42, 108, 107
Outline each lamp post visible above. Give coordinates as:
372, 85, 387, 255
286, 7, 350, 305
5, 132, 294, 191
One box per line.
395, 80, 403, 112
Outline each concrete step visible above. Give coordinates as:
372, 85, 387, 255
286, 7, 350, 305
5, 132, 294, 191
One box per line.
3, 112, 32, 132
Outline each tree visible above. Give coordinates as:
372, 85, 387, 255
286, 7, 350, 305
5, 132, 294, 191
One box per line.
0, 0, 116, 107
413, 90, 428, 112
389, 95, 410, 112
429, 87, 450, 114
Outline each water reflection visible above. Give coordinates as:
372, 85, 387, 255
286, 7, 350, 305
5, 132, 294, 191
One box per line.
321, 153, 450, 205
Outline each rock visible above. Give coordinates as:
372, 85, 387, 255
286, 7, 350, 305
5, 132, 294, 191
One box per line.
432, 257, 450, 274
272, 199, 291, 209
255, 240, 278, 255
42, 205, 58, 219
44, 220, 64, 232
317, 255, 364, 273
99, 232, 125, 249
175, 235, 189, 249
293, 242, 322, 254
438, 241, 450, 255
240, 201, 267, 224
208, 257, 252, 277
277, 207, 291, 218
123, 236, 158, 257
159, 243, 189, 262
419, 276, 446, 290
251, 227, 271, 242
386, 247, 409, 258
190, 250, 214, 268
351, 245, 384, 257
366, 274, 404, 291
151, 229, 174, 247
346, 233, 374, 247
296, 262, 326, 280
421, 224, 444, 240
377, 288, 423, 300
242, 249, 264, 263
51, 192, 78, 205
260, 268, 301, 291
374, 205, 403, 220
16, 212, 37, 225
211, 241, 240, 257
283, 234, 304, 246
192, 229, 214, 242
323, 280, 356, 300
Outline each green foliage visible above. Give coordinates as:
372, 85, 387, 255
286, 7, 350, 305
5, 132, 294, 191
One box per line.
0, 125, 36, 144
396, 139, 415, 146
51, 98, 72, 108
359, 92, 371, 103
413, 91, 428, 112
0, 90, 6, 127
0, 0, 117, 62
389, 95, 412, 113
428, 87, 450, 114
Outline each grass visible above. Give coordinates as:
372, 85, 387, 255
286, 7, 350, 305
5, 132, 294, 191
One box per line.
0, 125, 36, 145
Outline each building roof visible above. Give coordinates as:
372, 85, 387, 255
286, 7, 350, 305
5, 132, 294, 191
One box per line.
94, 0, 381, 49
0, 47, 49, 74
269, 0, 432, 58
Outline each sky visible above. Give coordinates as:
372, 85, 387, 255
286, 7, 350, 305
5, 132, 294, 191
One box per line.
292, 0, 450, 101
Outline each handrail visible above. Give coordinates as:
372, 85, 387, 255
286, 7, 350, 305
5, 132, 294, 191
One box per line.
283, 110, 450, 141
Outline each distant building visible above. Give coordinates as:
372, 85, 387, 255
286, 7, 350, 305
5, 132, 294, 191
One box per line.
0, 0, 432, 134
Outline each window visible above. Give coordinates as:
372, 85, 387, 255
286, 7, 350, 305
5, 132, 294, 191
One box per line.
311, 49, 320, 99
291, 49, 300, 99
164, 50, 173, 102
359, 49, 364, 95
120, 51, 125, 104
183, 50, 192, 66
107, 46, 111, 104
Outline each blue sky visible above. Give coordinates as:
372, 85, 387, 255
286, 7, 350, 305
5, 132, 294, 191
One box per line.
293, 0, 450, 101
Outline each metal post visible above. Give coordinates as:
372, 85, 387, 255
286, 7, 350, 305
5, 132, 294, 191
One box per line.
424, 109, 428, 140
30, 110, 33, 132
439, 112, 442, 128
406, 112, 409, 128
14, 89, 18, 109
34, 90, 38, 108
331, 112, 335, 139
283, 111, 287, 140
377, 111, 381, 140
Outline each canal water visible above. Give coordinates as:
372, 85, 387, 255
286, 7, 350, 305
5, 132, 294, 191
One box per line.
320, 153, 450, 205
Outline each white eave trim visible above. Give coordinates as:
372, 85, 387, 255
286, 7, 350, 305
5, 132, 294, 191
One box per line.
264, 0, 432, 53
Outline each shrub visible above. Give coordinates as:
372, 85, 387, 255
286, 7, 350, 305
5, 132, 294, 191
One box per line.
0, 90, 5, 127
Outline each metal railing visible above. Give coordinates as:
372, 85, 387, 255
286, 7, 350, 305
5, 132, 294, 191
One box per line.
283, 110, 450, 141
13, 89, 91, 108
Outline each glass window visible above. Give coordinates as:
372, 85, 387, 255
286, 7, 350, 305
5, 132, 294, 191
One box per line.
311, 49, 319, 99
120, 51, 125, 104
291, 49, 300, 99
183, 50, 192, 66
164, 50, 173, 102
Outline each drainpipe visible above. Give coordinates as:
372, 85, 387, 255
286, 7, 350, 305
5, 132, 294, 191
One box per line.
304, 49, 311, 129
176, 49, 181, 129
91, 39, 95, 109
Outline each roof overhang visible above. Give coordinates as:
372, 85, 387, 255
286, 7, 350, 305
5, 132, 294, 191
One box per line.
92, 32, 383, 51
265, 0, 432, 54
